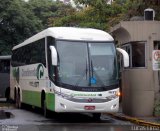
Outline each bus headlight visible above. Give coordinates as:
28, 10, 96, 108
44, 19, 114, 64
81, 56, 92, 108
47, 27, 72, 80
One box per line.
60, 92, 73, 100
106, 95, 118, 101
116, 91, 121, 97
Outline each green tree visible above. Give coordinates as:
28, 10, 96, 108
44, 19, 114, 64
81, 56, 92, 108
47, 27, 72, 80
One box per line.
54, 0, 125, 31
0, 0, 76, 55
0, 0, 42, 55
72, 0, 160, 31
48, 2, 76, 27
28, 0, 58, 28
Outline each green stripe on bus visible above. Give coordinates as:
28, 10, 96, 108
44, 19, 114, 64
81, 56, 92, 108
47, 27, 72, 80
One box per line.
22, 90, 41, 107
46, 93, 55, 111
22, 90, 55, 111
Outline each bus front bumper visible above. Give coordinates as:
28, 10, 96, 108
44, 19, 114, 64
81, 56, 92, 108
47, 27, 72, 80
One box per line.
55, 95, 119, 113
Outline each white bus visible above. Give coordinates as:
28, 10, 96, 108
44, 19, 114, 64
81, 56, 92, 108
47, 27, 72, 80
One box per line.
0, 55, 11, 100
10, 27, 129, 119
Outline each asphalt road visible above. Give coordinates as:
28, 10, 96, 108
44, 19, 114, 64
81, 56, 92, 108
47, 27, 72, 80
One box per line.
0, 105, 134, 131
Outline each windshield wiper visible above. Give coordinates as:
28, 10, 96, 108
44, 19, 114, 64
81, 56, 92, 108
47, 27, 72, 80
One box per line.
75, 59, 88, 87
90, 60, 105, 87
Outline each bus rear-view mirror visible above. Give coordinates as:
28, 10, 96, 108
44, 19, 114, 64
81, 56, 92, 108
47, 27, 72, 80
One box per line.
116, 48, 129, 67
50, 46, 57, 66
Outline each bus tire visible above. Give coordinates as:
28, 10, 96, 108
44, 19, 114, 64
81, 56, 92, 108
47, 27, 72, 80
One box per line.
92, 113, 101, 121
5, 87, 10, 102
43, 100, 49, 118
41, 93, 49, 118
16, 88, 21, 109
14, 88, 17, 103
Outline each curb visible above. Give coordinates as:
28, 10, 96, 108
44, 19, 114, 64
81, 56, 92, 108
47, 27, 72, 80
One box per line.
107, 113, 160, 128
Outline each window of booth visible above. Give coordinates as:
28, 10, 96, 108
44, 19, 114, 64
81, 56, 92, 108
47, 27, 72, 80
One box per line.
122, 42, 146, 68
154, 41, 160, 50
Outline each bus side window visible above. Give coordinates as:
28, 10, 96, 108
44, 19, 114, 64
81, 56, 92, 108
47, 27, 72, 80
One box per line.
0, 60, 10, 73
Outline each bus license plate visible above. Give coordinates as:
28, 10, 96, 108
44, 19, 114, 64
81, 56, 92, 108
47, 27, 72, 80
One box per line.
84, 106, 95, 110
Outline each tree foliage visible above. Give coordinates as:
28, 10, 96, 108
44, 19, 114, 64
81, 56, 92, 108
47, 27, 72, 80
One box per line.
0, 0, 42, 55
28, 0, 58, 28
0, 0, 74, 55
53, 0, 126, 30
48, 3, 76, 27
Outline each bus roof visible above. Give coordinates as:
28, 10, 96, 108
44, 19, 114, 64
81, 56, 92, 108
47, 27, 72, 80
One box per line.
13, 27, 114, 50
0, 55, 11, 60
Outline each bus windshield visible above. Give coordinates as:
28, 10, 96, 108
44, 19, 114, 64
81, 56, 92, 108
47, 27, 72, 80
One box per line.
54, 40, 118, 91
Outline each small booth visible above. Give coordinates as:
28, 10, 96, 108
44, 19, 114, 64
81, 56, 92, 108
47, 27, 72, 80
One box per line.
110, 9, 160, 116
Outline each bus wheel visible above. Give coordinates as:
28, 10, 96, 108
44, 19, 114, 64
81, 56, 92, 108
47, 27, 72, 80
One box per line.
5, 87, 10, 102
92, 113, 101, 121
41, 99, 49, 118
14, 88, 17, 103
16, 89, 21, 109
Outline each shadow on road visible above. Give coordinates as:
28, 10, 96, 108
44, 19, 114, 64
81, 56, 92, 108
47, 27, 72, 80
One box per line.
21, 104, 116, 124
